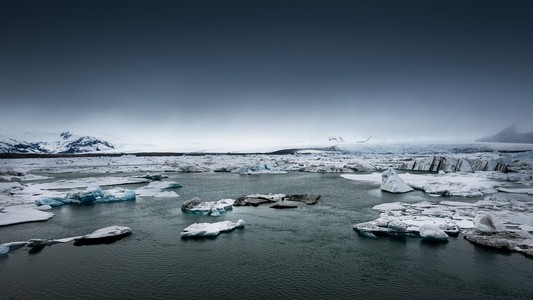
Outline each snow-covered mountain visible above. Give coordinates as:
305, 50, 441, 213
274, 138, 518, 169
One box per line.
0, 131, 115, 154
476, 124, 533, 144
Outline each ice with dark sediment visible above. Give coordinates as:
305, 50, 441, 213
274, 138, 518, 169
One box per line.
464, 213, 533, 256
0, 225, 131, 255
233, 194, 285, 206
353, 196, 533, 249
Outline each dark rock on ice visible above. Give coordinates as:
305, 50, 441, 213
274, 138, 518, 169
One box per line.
233, 194, 284, 207
282, 194, 320, 205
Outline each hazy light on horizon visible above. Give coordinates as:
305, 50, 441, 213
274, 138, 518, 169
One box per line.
1, 0, 532, 146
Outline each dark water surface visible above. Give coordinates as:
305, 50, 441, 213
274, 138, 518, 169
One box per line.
1, 173, 532, 299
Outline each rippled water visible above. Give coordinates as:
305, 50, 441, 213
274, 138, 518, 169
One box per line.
1, 173, 532, 299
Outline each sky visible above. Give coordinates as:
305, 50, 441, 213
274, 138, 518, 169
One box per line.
1, 0, 532, 149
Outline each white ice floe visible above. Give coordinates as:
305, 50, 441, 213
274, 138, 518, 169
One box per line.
181, 198, 234, 216
342, 171, 500, 197
76, 225, 132, 241
353, 196, 533, 241
135, 181, 181, 197
380, 168, 414, 193
0, 205, 54, 226
180, 219, 245, 238
0, 225, 131, 255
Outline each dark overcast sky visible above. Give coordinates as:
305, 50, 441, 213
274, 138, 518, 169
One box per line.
1, 0, 532, 146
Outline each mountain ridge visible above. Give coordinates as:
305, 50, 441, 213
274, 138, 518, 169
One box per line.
0, 131, 115, 154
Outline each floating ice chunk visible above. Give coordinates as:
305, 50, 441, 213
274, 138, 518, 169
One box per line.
181, 198, 234, 216
35, 186, 136, 207
74, 226, 132, 245
381, 168, 413, 193
135, 181, 181, 197
0, 226, 130, 256
66, 186, 105, 204
474, 214, 505, 233
282, 194, 320, 205
234, 194, 285, 206
35, 197, 79, 207
419, 224, 449, 241
95, 188, 136, 203
0, 205, 54, 226
464, 230, 533, 257
180, 219, 245, 238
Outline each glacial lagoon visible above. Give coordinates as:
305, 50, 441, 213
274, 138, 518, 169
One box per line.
1, 172, 532, 299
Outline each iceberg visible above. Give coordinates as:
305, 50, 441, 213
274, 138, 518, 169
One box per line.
464, 230, 533, 257
35, 186, 136, 207
181, 198, 234, 216
66, 186, 105, 204
0, 225, 131, 256
353, 195, 533, 251
181, 219, 245, 238
74, 226, 132, 245
380, 168, 414, 193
